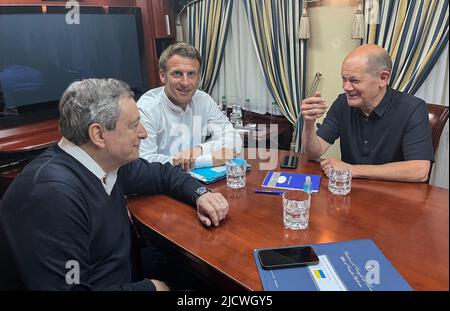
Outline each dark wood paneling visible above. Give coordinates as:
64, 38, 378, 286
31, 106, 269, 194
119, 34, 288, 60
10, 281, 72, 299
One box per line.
151, 0, 176, 38
136, 0, 176, 87
136, 0, 160, 87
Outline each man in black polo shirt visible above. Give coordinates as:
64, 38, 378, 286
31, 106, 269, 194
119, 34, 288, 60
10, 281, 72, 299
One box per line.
301, 44, 433, 182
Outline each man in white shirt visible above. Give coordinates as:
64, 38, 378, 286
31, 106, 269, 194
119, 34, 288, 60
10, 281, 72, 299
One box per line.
137, 42, 242, 170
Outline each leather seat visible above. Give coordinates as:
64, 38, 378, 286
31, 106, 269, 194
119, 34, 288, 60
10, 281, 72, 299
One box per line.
427, 103, 449, 182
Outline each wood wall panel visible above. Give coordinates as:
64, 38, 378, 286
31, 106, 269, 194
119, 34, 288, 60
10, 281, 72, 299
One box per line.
135, 0, 159, 88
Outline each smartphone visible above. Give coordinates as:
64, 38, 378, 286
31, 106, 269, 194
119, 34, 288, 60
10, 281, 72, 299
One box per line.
280, 155, 298, 169
258, 246, 319, 270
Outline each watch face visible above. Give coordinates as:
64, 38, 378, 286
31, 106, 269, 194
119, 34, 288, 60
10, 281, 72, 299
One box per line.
196, 186, 208, 195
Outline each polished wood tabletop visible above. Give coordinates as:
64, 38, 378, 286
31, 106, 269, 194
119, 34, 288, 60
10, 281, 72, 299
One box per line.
128, 149, 449, 291
0, 118, 60, 153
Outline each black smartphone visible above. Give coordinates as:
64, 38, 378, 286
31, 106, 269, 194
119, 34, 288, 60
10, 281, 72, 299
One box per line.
258, 246, 319, 270
280, 155, 298, 169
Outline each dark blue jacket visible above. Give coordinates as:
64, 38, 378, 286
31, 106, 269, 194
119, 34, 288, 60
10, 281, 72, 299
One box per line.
0, 144, 202, 290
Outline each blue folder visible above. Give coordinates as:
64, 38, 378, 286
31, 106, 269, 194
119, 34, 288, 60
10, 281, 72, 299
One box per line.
254, 239, 412, 291
261, 171, 321, 193
190, 158, 250, 184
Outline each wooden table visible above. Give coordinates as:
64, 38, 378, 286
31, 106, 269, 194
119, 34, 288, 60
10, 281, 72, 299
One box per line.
128, 149, 449, 291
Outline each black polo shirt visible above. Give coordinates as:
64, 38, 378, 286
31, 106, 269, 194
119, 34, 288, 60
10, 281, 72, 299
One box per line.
317, 87, 434, 165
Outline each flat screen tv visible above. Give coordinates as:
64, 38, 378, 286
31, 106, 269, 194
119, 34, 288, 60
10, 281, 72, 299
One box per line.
0, 5, 148, 128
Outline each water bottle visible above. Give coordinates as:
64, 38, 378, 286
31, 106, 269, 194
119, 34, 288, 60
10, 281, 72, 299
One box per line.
236, 105, 243, 119
221, 95, 227, 111
230, 105, 237, 126
270, 101, 277, 122
272, 102, 277, 116
244, 98, 253, 121
235, 105, 243, 127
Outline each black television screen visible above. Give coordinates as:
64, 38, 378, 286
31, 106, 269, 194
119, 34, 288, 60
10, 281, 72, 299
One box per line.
0, 6, 148, 125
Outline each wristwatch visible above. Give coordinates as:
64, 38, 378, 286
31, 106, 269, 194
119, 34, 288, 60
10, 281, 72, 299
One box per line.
193, 186, 211, 203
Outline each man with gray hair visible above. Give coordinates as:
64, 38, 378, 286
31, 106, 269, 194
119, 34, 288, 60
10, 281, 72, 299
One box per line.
137, 42, 242, 170
301, 44, 433, 182
0, 78, 229, 290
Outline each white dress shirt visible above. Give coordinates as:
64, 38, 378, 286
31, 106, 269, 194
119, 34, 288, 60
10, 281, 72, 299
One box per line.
137, 86, 242, 167
58, 138, 118, 195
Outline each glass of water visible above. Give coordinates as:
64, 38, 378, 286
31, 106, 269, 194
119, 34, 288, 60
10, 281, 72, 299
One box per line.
282, 190, 311, 230
226, 158, 246, 189
328, 168, 352, 195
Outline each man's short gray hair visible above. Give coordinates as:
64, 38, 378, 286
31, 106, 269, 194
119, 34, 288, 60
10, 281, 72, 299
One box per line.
59, 78, 134, 145
159, 42, 202, 73
366, 49, 393, 75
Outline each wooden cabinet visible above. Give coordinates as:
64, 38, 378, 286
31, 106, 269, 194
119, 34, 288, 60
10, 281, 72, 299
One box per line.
136, 0, 176, 88
242, 113, 293, 150
137, 0, 176, 39
151, 0, 176, 38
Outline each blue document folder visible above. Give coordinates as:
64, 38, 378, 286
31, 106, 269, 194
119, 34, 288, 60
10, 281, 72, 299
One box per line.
190, 158, 250, 184
261, 171, 321, 193
254, 239, 412, 291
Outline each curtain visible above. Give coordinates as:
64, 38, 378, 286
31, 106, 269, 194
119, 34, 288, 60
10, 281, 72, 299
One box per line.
210, 0, 275, 116
365, 0, 449, 93
415, 44, 449, 189
186, 0, 234, 93
243, 0, 307, 151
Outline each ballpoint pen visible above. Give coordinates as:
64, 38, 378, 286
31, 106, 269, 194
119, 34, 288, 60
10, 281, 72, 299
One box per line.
254, 189, 284, 195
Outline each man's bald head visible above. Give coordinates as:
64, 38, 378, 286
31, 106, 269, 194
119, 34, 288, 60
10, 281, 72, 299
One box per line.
344, 44, 392, 77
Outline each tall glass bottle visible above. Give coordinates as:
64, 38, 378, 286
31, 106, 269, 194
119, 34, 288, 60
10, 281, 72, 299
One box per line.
244, 98, 253, 121
221, 96, 227, 111
235, 105, 243, 127
230, 104, 237, 126
221, 96, 229, 118
270, 101, 277, 122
